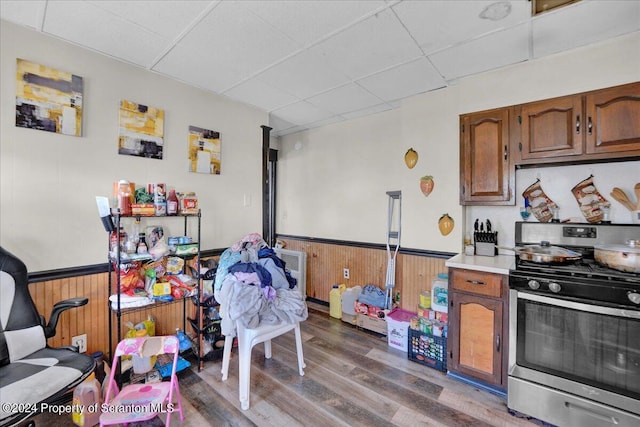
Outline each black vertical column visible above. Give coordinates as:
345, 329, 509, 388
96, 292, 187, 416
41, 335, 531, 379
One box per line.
261, 125, 272, 245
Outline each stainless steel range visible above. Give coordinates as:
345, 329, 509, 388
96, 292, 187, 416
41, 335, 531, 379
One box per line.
508, 222, 640, 427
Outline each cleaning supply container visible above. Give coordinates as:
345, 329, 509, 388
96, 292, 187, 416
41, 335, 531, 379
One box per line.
329, 284, 346, 318
72, 372, 101, 426
431, 273, 449, 313
341, 285, 362, 324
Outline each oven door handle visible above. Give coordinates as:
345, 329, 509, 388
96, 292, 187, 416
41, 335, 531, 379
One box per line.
517, 291, 640, 319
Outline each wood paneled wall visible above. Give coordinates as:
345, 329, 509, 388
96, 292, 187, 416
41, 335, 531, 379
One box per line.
29, 272, 190, 358
27, 244, 446, 359
279, 238, 448, 312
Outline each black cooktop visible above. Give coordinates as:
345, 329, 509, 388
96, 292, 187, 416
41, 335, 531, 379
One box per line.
514, 257, 640, 284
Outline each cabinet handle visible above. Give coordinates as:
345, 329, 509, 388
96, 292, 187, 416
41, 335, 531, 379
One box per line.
496, 334, 501, 352
576, 115, 581, 133
588, 116, 593, 135
504, 145, 508, 161
465, 280, 486, 286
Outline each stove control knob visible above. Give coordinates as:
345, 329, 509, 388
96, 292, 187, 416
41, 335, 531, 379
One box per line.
527, 280, 540, 290
548, 282, 561, 293
628, 292, 640, 305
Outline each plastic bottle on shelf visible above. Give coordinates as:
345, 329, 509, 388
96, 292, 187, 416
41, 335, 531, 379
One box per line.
176, 328, 192, 352
167, 189, 179, 216
137, 233, 148, 254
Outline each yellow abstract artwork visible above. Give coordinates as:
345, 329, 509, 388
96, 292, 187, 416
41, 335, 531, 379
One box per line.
15, 59, 83, 136
188, 126, 221, 174
118, 100, 164, 159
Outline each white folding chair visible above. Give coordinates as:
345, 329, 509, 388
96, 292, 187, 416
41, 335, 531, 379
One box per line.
221, 319, 305, 410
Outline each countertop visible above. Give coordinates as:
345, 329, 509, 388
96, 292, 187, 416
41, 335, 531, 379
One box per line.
445, 254, 515, 275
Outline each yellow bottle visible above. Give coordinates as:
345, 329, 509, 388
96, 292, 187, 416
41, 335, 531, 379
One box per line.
329, 284, 347, 318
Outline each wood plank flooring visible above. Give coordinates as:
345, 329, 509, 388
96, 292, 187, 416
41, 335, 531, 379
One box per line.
29, 302, 538, 426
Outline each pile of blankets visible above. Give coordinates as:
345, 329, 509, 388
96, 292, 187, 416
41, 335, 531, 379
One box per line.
214, 233, 308, 337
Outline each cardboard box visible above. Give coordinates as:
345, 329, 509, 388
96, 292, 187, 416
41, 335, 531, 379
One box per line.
356, 313, 387, 335
131, 203, 155, 216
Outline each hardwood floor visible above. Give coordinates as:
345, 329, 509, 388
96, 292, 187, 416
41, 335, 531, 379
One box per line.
29, 302, 538, 426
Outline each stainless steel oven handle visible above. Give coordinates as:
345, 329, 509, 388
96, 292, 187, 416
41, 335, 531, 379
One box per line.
517, 291, 640, 319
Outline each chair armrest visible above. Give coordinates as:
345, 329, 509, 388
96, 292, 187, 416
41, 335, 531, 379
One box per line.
43, 297, 89, 339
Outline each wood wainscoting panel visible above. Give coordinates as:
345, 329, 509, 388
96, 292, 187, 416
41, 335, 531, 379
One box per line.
400, 254, 447, 312
279, 238, 448, 312
30, 272, 188, 358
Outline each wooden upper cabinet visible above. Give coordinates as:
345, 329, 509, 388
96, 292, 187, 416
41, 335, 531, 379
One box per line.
585, 82, 640, 154
518, 95, 583, 160
514, 82, 640, 165
460, 108, 513, 205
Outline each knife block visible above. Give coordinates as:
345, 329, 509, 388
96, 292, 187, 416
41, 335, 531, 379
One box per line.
474, 231, 498, 257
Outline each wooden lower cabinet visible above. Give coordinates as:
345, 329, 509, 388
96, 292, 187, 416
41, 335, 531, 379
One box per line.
448, 268, 508, 390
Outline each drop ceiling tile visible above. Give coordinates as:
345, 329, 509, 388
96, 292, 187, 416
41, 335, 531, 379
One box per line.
175, 0, 299, 83
272, 125, 306, 137
257, 50, 351, 99
357, 58, 446, 102
87, 0, 214, 41
308, 8, 423, 80
42, 1, 169, 68
307, 83, 383, 115
533, 1, 640, 58
223, 78, 299, 112
271, 101, 334, 125
429, 23, 530, 81
393, 0, 531, 54
341, 103, 396, 120
0, 0, 46, 29
153, 42, 241, 92
305, 115, 347, 131
240, 0, 386, 47
269, 114, 298, 133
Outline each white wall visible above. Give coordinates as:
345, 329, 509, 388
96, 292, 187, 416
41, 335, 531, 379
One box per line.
0, 21, 267, 271
277, 32, 640, 253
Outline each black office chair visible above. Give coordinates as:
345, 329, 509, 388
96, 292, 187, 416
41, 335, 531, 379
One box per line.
0, 247, 95, 427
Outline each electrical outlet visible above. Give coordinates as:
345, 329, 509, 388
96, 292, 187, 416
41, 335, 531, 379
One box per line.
343, 268, 350, 279
72, 334, 87, 353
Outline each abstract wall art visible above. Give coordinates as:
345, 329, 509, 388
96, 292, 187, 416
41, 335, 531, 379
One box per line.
15, 59, 83, 136
188, 126, 221, 174
118, 100, 164, 159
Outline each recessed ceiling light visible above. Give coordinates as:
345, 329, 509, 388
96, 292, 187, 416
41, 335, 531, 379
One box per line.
479, 1, 512, 21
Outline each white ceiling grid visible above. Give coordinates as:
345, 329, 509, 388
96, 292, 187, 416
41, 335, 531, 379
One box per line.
1, 0, 638, 136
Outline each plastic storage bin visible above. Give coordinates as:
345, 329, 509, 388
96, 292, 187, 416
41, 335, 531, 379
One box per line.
329, 284, 346, 318
408, 328, 447, 372
386, 308, 416, 352
431, 273, 448, 313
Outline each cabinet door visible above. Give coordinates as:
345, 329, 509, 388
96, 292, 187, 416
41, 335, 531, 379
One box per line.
460, 109, 512, 205
449, 291, 503, 387
518, 95, 583, 160
585, 82, 640, 155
